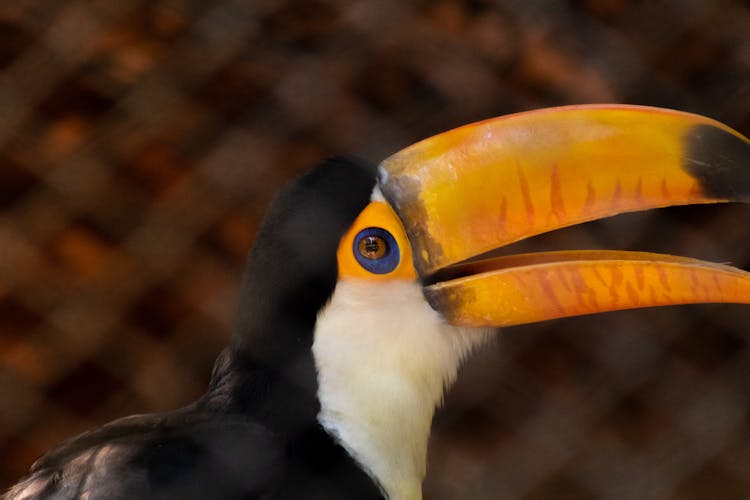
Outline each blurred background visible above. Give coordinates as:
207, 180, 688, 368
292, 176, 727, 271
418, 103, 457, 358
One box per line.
1, 0, 750, 498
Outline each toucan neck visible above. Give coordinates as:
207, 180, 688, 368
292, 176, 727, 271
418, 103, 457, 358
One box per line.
197, 209, 338, 418
197, 156, 376, 429
200, 347, 386, 500
200, 342, 320, 434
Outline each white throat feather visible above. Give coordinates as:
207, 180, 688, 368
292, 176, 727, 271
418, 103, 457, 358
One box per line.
313, 279, 491, 500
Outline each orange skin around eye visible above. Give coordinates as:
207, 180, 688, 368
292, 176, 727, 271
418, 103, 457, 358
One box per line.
337, 201, 417, 281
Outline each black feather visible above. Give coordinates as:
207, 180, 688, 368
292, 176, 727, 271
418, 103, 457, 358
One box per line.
5, 157, 384, 500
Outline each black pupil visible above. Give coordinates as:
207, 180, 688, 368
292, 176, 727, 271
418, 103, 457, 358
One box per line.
364, 237, 380, 253
360, 235, 386, 259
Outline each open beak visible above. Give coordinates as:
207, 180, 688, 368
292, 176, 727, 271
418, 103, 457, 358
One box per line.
378, 104, 750, 327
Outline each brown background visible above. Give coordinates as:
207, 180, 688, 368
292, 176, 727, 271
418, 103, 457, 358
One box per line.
1, 1, 750, 498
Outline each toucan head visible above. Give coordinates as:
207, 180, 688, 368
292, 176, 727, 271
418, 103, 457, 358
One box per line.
242, 105, 750, 500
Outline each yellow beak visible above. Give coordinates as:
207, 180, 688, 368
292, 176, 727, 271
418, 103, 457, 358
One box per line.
378, 104, 750, 327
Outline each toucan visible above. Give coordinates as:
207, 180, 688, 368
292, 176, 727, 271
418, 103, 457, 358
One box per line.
5, 105, 750, 500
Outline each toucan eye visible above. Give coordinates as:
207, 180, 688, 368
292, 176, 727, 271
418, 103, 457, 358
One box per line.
358, 235, 387, 260
353, 227, 400, 274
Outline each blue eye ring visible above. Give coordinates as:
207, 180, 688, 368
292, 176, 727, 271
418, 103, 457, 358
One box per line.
353, 227, 400, 274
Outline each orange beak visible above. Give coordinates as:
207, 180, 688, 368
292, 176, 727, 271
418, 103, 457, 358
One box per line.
378, 104, 750, 327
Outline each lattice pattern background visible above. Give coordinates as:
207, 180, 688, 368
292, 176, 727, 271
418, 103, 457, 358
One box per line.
1, 1, 750, 498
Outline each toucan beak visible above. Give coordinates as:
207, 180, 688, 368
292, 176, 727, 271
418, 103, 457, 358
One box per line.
378, 104, 750, 327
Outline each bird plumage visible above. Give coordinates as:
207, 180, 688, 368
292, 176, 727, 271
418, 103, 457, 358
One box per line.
314, 278, 490, 500
6, 157, 385, 500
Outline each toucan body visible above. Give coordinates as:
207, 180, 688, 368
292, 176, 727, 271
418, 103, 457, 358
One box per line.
5, 105, 750, 500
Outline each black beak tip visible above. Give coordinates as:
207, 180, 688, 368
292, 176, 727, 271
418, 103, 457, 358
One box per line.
684, 124, 750, 202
